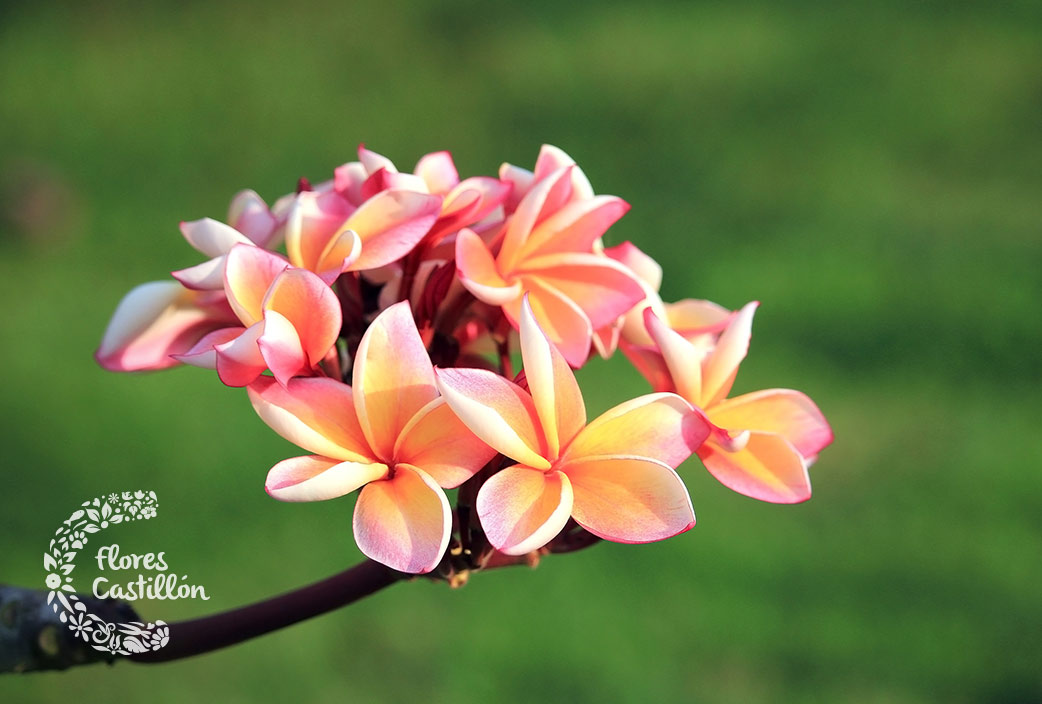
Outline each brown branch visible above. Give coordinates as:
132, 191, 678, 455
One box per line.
130, 559, 402, 664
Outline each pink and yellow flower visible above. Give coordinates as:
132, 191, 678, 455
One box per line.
284, 146, 510, 284
97, 143, 836, 569
175, 244, 341, 387
435, 297, 710, 555
454, 164, 645, 367
248, 302, 497, 573
633, 303, 833, 504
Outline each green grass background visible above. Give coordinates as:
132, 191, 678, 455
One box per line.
2, 1, 1040, 702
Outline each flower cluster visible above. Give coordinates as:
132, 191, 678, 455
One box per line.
97, 145, 832, 575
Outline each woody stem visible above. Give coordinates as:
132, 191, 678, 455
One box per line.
129, 559, 402, 664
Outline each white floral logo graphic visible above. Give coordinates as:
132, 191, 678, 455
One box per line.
44, 490, 170, 655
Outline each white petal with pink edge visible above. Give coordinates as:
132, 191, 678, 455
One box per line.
180, 218, 252, 258
247, 377, 374, 463
435, 368, 550, 470
96, 281, 222, 371
266, 455, 388, 502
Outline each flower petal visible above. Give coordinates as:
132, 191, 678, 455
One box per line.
517, 252, 645, 330
353, 464, 450, 574
498, 163, 534, 213
228, 189, 278, 248
561, 455, 695, 543
619, 340, 676, 394
707, 389, 833, 458
604, 241, 662, 292
358, 145, 398, 174
353, 301, 438, 461
532, 144, 593, 199
257, 309, 306, 387
96, 282, 233, 371
519, 196, 630, 260
591, 318, 622, 359
605, 241, 667, 347
703, 301, 758, 406
519, 295, 585, 460
341, 190, 442, 271
455, 228, 522, 306
265, 455, 388, 502
223, 244, 289, 325
171, 326, 243, 369
180, 218, 252, 258
497, 167, 574, 271
284, 190, 355, 271
563, 393, 706, 469
171, 255, 227, 291
503, 278, 593, 368
450, 176, 511, 223
699, 431, 811, 504
261, 268, 341, 368
414, 151, 459, 194
393, 398, 497, 488
334, 161, 368, 205
214, 321, 267, 387
248, 376, 374, 462
665, 298, 732, 334
435, 368, 550, 470
643, 307, 704, 405
315, 227, 362, 283
476, 465, 573, 555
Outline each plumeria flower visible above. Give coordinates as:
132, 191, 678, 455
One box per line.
171, 190, 281, 290
172, 218, 266, 291
454, 165, 645, 366
247, 302, 497, 573
635, 303, 833, 503
283, 144, 509, 286
284, 185, 443, 284
346, 147, 511, 245
95, 282, 239, 372
435, 296, 710, 555
174, 244, 341, 387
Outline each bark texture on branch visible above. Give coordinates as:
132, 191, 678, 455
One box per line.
0, 583, 140, 673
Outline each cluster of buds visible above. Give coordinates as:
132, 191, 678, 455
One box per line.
96, 145, 832, 577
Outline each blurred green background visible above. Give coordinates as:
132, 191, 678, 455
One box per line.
2, 1, 1040, 702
